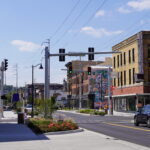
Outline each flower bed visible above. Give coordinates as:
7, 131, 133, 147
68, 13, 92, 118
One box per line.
27, 118, 78, 134
79, 109, 106, 116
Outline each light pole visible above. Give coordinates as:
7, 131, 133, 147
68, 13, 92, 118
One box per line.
31, 63, 43, 118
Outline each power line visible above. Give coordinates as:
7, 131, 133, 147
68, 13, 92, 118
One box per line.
52, 0, 92, 46
51, 0, 81, 39
62, 0, 108, 48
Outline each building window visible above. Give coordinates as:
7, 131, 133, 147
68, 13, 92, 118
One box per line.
132, 48, 135, 62
124, 71, 126, 85
117, 55, 119, 67
114, 78, 116, 87
118, 72, 120, 86
129, 50, 131, 63
133, 68, 135, 84
148, 44, 150, 58
120, 53, 122, 66
129, 69, 131, 84
124, 52, 126, 65
113, 57, 116, 68
121, 71, 123, 86
148, 69, 150, 82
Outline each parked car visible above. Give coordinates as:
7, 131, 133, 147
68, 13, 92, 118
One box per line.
25, 104, 32, 113
134, 104, 150, 127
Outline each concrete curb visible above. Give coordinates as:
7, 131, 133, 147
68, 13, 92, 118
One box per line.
44, 128, 84, 135
57, 110, 105, 117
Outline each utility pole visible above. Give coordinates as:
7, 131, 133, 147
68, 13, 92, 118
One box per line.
107, 66, 112, 115
44, 39, 50, 118
0, 62, 4, 118
79, 56, 82, 109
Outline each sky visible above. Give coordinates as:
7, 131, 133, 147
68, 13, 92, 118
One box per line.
0, 0, 150, 87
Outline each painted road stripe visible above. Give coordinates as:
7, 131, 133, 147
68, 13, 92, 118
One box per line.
103, 122, 150, 132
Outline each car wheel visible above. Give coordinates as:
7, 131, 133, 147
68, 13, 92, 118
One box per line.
134, 117, 139, 126
147, 118, 150, 128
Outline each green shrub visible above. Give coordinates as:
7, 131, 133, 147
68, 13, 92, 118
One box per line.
79, 109, 106, 116
79, 109, 94, 114
94, 111, 106, 116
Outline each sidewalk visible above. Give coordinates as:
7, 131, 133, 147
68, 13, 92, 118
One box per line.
0, 111, 149, 150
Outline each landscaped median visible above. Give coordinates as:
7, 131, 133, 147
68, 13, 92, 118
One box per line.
27, 118, 79, 134
78, 109, 106, 116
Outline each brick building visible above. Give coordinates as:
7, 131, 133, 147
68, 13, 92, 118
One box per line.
112, 31, 150, 114
65, 58, 112, 108
65, 60, 102, 108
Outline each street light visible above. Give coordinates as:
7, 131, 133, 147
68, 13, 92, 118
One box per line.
31, 63, 43, 118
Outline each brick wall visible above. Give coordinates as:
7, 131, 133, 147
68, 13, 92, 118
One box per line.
113, 85, 144, 95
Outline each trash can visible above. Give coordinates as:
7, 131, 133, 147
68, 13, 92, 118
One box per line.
18, 112, 24, 124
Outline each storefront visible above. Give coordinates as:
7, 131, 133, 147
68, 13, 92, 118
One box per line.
113, 94, 150, 112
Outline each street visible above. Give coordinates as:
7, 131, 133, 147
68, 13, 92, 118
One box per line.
56, 111, 150, 147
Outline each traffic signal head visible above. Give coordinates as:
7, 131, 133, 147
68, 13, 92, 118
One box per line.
59, 49, 65, 61
88, 47, 94, 60
4, 59, 8, 71
68, 66, 72, 74
87, 67, 91, 75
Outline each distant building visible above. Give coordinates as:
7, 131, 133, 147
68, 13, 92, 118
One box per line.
112, 31, 150, 114
27, 83, 67, 104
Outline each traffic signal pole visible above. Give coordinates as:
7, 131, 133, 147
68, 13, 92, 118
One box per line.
0, 62, 4, 118
44, 49, 120, 114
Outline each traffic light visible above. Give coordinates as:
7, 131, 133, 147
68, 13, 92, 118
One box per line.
59, 49, 65, 61
68, 66, 72, 74
87, 67, 91, 75
1, 94, 7, 99
4, 59, 8, 71
88, 47, 94, 60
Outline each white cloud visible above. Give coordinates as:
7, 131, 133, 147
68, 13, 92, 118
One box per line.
95, 10, 105, 17
80, 26, 122, 38
118, 7, 131, 14
118, 0, 150, 13
11, 40, 41, 52
128, 0, 150, 11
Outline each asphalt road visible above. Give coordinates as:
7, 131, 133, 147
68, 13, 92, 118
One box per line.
55, 111, 150, 148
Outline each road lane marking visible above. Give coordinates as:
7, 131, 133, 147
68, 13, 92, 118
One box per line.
103, 122, 150, 132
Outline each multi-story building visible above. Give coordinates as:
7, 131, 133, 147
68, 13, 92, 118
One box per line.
112, 31, 150, 114
65, 60, 103, 108
65, 58, 112, 108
